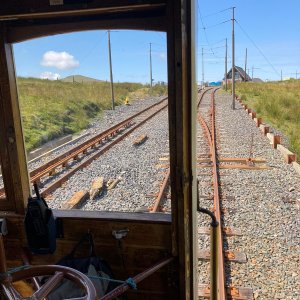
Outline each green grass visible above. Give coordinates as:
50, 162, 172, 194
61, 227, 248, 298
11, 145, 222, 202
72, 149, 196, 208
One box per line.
17, 77, 167, 151
235, 80, 300, 157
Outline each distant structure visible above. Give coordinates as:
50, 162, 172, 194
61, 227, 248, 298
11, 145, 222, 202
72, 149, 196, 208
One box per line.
252, 78, 263, 83
223, 66, 252, 84
209, 81, 222, 86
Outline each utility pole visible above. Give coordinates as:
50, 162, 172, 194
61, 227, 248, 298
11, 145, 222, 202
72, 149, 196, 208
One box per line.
291, 71, 299, 79
252, 66, 259, 81
232, 7, 235, 110
225, 38, 228, 91
244, 48, 247, 82
202, 47, 205, 87
150, 43, 153, 88
108, 30, 115, 110
281, 70, 282, 81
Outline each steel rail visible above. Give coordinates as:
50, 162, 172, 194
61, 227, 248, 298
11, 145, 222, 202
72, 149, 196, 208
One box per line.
30, 97, 167, 177
147, 88, 211, 213
40, 102, 168, 197
150, 169, 170, 213
197, 88, 213, 108
0, 98, 167, 198
198, 88, 226, 300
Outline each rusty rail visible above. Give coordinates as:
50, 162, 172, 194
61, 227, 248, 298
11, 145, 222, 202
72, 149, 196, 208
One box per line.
40, 100, 168, 197
198, 88, 226, 299
0, 98, 168, 199
150, 169, 170, 213
197, 87, 213, 108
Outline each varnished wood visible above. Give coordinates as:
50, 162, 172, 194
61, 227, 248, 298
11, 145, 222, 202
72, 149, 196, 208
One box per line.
0, 1, 196, 299
0, 25, 30, 213
167, 0, 197, 298
7, 13, 166, 44
2, 212, 173, 299
53, 210, 171, 223
0, 235, 7, 273
0, 0, 166, 20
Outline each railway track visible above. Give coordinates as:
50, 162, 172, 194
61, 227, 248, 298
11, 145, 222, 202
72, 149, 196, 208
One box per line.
147, 89, 212, 214
0, 97, 168, 199
197, 89, 253, 299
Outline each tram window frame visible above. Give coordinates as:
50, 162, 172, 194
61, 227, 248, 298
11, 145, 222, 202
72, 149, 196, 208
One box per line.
0, 3, 170, 215
13, 29, 168, 213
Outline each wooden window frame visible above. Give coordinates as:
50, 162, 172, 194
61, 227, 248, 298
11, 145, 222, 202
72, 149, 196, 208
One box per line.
0, 1, 197, 298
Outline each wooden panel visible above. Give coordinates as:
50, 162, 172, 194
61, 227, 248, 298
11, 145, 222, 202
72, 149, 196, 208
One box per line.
0, 0, 166, 19
0, 25, 30, 213
53, 210, 171, 223
2, 213, 174, 299
167, 0, 197, 299
7, 12, 167, 43
60, 221, 171, 247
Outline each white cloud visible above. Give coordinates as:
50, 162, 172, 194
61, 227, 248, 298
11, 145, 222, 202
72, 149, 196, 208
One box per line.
40, 71, 61, 80
41, 51, 79, 70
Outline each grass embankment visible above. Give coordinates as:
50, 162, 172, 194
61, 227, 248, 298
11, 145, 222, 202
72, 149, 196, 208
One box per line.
235, 80, 300, 157
18, 77, 167, 151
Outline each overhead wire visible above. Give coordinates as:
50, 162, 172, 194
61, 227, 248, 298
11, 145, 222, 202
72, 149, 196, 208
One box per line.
203, 19, 231, 30
197, 2, 216, 56
202, 7, 233, 19
197, 3, 232, 81
199, 38, 226, 47
235, 19, 281, 77
79, 31, 108, 64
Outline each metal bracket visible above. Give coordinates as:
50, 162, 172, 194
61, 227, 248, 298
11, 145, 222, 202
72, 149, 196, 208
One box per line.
112, 229, 129, 240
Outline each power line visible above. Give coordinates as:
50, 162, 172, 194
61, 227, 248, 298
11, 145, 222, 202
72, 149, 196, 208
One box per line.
235, 19, 281, 77
79, 31, 107, 64
202, 7, 233, 19
203, 19, 231, 30
199, 46, 225, 52
198, 38, 227, 47
198, 2, 215, 56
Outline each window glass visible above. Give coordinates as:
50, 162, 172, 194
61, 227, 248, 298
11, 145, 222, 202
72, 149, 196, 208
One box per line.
14, 30, 170, 213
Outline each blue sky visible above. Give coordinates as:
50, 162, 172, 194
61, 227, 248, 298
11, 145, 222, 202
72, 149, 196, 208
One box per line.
198, 0, 300, 82
14, 30, 167, 84
14, 0, 300, 83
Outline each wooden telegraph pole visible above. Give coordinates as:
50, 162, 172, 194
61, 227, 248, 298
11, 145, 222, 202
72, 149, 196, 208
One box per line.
244, 48, 247, 81
108, 30, 115, 110
202, 47, 205, 87
225, 38, 228, 91
150, 43, 153, 88
232, 7, 235, 109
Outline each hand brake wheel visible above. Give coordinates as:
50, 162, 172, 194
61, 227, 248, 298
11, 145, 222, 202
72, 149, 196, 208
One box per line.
0, 264, 97, 300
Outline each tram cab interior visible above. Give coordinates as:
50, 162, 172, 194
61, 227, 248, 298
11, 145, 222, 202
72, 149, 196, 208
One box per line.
0, 1, 198, 299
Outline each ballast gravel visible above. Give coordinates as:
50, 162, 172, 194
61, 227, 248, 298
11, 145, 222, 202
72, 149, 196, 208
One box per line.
197, 90, 299, 300
29, 97, 164, 171
47, 96, 170, 212
4, 90, 297, 299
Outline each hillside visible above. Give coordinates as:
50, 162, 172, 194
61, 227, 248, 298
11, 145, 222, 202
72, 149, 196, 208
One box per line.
17, 77, 167, 151
235, 80, 300, 157
61, 75, 103, 83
